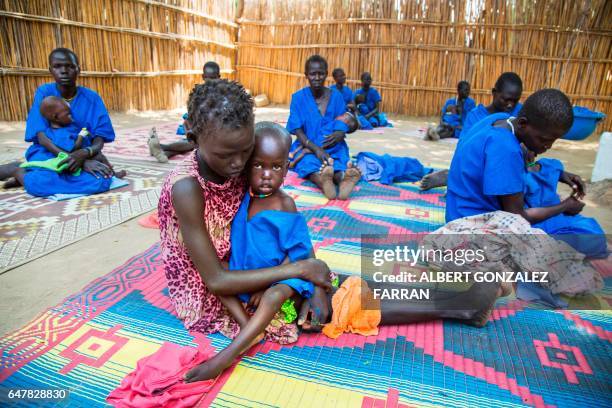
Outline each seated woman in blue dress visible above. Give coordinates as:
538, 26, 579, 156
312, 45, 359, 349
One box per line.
446, 89, 606, 258
0, 48, 118, 197
286, 55, 361, 200
421, 72, 524, 191
330, 68, 354, 111
462, 72, 523, 135
425, 81, 476, 140
354, 72, 391, 128
147, 61, 221, 162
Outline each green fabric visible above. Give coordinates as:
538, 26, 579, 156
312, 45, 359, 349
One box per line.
332, 276, 340, 288
21, 152, 81, 176
280, 299, 297, 323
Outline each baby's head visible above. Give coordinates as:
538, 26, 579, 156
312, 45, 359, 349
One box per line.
186, 79, 254, 179
335, 112, 359, 133
40, 96, 72, 127
248, 122, 292, 196
355, 93, 366, 105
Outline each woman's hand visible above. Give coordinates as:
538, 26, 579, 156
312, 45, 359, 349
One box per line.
82, 159, 113, 178
299, 258, 332, 290
313, 146, 332, 166
60, 149, 89, 173
321, 131, 345, 150
298, 286, 331, 332
560, 171, 586, 199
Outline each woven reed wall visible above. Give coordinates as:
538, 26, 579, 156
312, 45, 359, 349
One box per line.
0, 0, 237, 121
237, 0, 612, 129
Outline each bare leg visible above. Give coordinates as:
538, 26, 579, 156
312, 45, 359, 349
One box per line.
92, 153, 127, 178
148, 128, 168, 163
373, 281, 507, 328
309, 160, 337, 200
160, 140, 196, 156
185, 285, 294, 382
0, 161, 21, 181
420, 169, 449, 191
337, 162, 361, 200
2, 167, 25, 189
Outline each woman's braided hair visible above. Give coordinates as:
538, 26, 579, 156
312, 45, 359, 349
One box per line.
186, 79, 254, 139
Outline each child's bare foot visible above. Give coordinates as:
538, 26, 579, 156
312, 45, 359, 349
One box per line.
319, 161, 337, 199
148, 128, 168, 163
420, 169, 448, 191
466, 282, 510, 328
2, 177, 21, 189
184, 352, 234, 383
114, 170, 127, 179
338, 162, 361, 200
424, 124, 440, 141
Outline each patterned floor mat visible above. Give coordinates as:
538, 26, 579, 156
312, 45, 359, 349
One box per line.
0, 158, 171, 273
103, 123, 189, 162
1, 177, 610, 407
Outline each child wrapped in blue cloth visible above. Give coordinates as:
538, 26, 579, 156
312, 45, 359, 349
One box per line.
189, 121, 337, 381
524, 154, 608, 258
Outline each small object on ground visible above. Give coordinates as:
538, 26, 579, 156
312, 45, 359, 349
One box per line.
254, 94, 270, 107
138, 210, 160, 229
148, 127, 168, 163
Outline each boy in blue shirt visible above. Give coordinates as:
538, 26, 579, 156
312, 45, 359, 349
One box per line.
446, 89, 584, 229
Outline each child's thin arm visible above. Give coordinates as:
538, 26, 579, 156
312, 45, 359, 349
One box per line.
219, 295, 250, 328
36, 132, 67, 156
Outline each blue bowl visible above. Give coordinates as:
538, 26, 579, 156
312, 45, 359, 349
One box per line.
562, 106, 606, 140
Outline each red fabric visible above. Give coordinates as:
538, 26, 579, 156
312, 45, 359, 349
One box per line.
107, 342, 214, 407
138, 211, 160, 229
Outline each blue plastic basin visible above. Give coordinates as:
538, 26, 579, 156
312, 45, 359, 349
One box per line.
562, 106, 606, 141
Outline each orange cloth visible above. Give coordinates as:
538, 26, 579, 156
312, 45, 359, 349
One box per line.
138, 210, 160, 229
322, 276, 381, 339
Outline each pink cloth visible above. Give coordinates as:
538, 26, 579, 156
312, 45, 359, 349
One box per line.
107, 342, 214, 407
138, 211, 160, 229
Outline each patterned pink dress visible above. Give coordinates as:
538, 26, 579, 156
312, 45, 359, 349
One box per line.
158, 152, 245, 338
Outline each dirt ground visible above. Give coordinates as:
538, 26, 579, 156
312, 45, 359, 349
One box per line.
0, 106, 609, 335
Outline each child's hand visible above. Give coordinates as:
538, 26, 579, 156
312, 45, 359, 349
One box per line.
298, 286, 331, 332
247, 290, 265, 309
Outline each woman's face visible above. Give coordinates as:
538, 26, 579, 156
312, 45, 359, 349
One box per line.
306, 62, 327, 92
198, 126, 255, 179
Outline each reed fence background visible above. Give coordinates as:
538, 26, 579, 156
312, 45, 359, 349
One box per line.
0, 0, 238, 121
1, 0, 611, 129
237, 0, 612, 129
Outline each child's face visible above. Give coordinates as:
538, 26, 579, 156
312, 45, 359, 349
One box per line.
44, 101, 73, 126
336, 113, 358, 132
355, 94, 365, 104
492, 84, 521, 113
306, 62, 327, 92
247, 134, 288, 196
333, 71, 346, 85
197, 126, 254, 179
